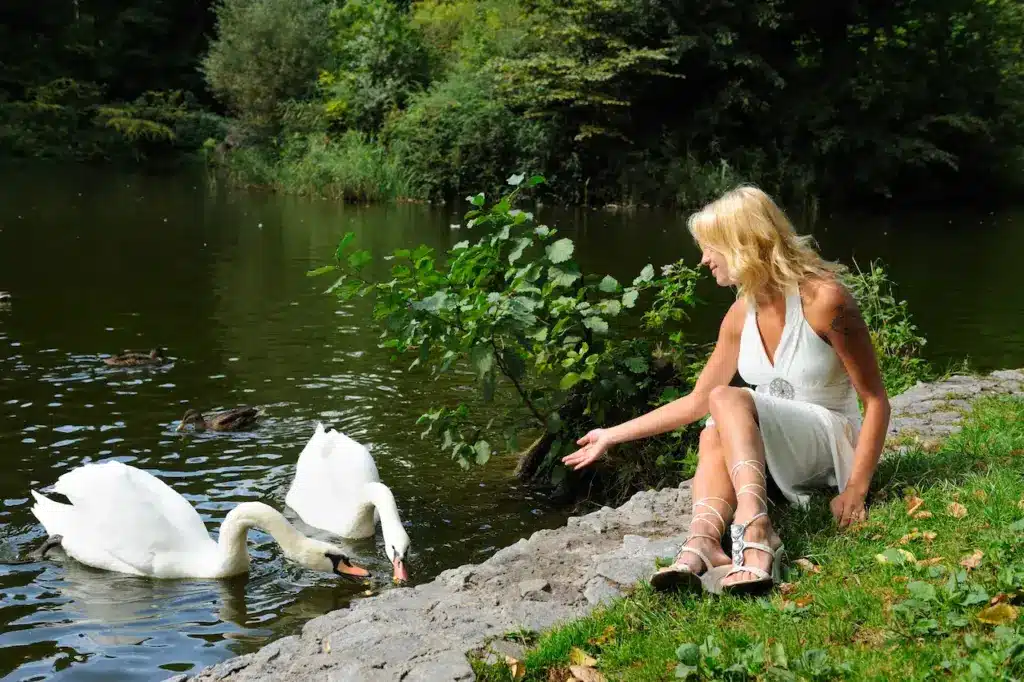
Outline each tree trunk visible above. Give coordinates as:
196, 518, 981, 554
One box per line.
513, 433, 556, 481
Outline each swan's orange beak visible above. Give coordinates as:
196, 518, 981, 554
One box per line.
393, 558, 408, 584
335, 560, 370, 580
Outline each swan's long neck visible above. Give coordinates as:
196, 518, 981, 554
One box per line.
216, 502, 308, 573
362, 482, 408, 553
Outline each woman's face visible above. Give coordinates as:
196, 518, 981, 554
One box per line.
700, 246, 735, 286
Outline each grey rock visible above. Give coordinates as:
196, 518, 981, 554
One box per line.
519, 579, 552, 600
584, 577, 624, 606
404, 653, 475, 681
990, 369, 1024, 382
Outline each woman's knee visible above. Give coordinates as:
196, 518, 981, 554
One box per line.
698, 425, 723, 460
708, 385, 755, 421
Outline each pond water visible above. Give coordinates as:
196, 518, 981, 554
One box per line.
0, 164, 1021, 680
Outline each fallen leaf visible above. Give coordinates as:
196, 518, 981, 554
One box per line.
876, 548, 916, 564
322, 638, 331, 654
588, 625, 616, 646
506, 656, 526, 680
795, 594, 814, 608
569, 647, 597, 668
795, 558, 821, 574
906, 495, 925, 516
899, 531, 921, 545
922, 531, 937, 542
547, 667, 572, 682
948, 502, 968, 518
916, 557, 944, 567
973, 489, 988, 501
363, 590, 374, 597
913, 511, 934, 519
991, 593, 1010, 605
852, 626, 887, 646
977, 604, 1019, 625
960, 549, 984, 570
569, 665, 607, 682
779, 582, 796, 595
1017, 498, 1024, 511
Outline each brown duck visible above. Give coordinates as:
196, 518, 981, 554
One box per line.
104, 348, 166, 367
177, 407, 260, 432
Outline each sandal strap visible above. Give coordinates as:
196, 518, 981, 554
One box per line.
672, 546, 712, 572
692, 496, 733, 536
735, 483, 767, 508
729, 459, 765, 479
725, 563, 772, 581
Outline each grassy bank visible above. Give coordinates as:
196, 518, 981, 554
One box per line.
475, 396, 1024, 681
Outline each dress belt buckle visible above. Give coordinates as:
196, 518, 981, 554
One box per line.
768, 377, 795, 400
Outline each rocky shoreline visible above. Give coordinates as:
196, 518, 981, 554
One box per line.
179, 369, 1024, 682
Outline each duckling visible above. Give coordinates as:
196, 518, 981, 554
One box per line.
103, 348, 166, 367
177, 407, 260, 432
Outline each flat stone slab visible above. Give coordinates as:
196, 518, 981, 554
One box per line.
183, 369, 1023, 682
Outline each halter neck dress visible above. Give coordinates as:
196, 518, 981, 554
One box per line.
710, 287, 862, 506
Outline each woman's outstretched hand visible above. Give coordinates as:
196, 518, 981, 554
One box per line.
830, 487, 868, 528
562, 428, 614, 470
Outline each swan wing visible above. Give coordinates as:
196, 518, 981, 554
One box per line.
286, 424, 377, 536
44, 461, 215, 575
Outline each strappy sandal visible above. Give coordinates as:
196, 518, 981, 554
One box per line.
720, 460, 786, 597
650, 496, 733, 593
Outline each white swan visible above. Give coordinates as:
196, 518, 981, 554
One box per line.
285, 423, 411, 583
29, 460, 371, 580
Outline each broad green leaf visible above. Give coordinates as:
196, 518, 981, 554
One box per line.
770, 640, 788, 669
412, 290, 447, 313
622, 288, 640, 308
324, 275, 346, 294
583, 316, 609, 334
307, 264, 336, 277
907, 581, 937, 601
633, 264, 655, 285
548, 266, 581, 288
470, 345, 494, 377
676, 643, 699, 665
507, 172, 525, 186
535, 225, 551, 238
546, 238, 575, 264
452, 240, 470, 250
1008, 518, 1024, 532
598, 275, 620, 293
334, 231, 355, 261
348, 249, 372, 269
599, 299, 622, 316
624, 356, 649, 373
469, 193, 485, 207
528, 174, 545, 187
474, 440, 491, 465
560, 372, 582, 390
508, 237, 532, 265
547, 412, 563, 434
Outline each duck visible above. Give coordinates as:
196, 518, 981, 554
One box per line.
176, 407, 260, 432
0, 291, 10, 301
29, 460, 371, 580
286, 423, 411, 584
104, 348, 166, 367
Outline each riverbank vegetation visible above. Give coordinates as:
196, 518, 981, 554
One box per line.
315, 177, 937, 505
3, 1, 1022, 205
205, 0, 1024, 208
472, 395, 1024, 681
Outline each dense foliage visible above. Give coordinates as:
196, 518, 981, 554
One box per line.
206, 0, 1024, 207
0, 0, 224, 162
313, 177, 934, 503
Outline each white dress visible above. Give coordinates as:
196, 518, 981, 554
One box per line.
709, 288, 861, 506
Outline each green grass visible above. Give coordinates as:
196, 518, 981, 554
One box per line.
477, 396, 1024, 681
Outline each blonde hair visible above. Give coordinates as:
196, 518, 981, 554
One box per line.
687, 185, 844, 303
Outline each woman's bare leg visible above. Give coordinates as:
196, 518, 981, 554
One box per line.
707, 386, 782, 586
669, 424, 734, 572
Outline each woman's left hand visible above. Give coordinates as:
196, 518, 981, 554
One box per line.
830, 487, 868, 528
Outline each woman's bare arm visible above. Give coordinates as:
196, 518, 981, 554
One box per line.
604, 300, 745, 445
806, 280, 891, 498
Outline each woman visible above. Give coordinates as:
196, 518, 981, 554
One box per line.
563, 185, 890, 596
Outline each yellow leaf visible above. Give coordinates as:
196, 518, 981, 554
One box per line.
506, 656, 526, 680
972, 489, 988, 501
916, 557, 944, 567
977, 604, 1019, 625
960, 549, 984, 570
922, 531, 937, 542
913, 511, 933, 519
569, 647, 597, 668
569, 665, 607, 682
779, 582, 796, 595
899, 531, 921, 545
1017, 498, 1024, 511
948, 502, 968, 518
795, 558, 821, 574
906, 495, 925, 516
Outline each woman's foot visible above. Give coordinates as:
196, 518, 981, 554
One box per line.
719, 515, 783, 589
650, 536, 731, 592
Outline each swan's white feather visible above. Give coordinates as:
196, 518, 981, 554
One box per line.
286, 423, 385, 538
33, 461, 216, 576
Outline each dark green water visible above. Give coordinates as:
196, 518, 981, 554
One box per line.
0, 165, 1021, 680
